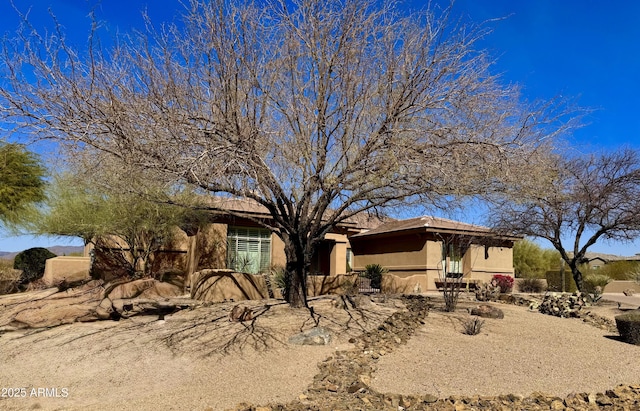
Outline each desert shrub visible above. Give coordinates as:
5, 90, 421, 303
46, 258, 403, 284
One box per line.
462, 317, 485, 335
599, 261, 640, 281
13, 247, 56, 287
491, 274, 514, 293
269, 265, 288, 290
517, 277, 546, 293
475, 281, 501, 302
583, 273, 611, 302
513, 239, 560, 278
340, 278, 359, 296
363, 264, 387, 289
615, 311, 640, 345
545, 270, 577, 293
0, 259, 21, 295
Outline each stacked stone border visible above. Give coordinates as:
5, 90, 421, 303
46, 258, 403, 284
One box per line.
225, 295, 639, 411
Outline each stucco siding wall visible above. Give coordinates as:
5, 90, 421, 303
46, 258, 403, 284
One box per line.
467, 244, 514, 275
352, 234, 428, 273
271, 234, 286, 268
424, 240, 445, 275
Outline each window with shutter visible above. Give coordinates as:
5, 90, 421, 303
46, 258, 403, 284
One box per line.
442, 243, 463, 276
227, 226, 272, 274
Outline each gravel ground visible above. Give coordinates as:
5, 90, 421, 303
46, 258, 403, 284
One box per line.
1, 294, 639, 410
0, 295, 397, 411
371, 302, 640, 398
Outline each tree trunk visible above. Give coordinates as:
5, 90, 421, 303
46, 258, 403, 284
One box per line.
569, 263, 584, 292
282, 234, 310, 309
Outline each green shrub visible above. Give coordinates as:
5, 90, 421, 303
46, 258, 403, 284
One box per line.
599, 261, 640, 281
517, 277, 546, 293
363, 264, 387, 289
13, 247, 57, 287
545, 270, 577, 293
615, 311, 640, 345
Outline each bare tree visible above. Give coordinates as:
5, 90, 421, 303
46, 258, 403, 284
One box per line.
490, 149, 640, 291
0, 0, 572, 307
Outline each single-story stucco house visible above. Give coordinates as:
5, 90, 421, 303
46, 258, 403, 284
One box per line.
349, 216, 520, 292
83, 198, 519, 293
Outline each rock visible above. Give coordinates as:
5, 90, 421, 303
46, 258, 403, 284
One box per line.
538, 292, 589, 318
550, 399, 565, 410
422, 394, 439, 404
288, 327, 332, 345
96, 298, 115, 320
229, 305, 253, 322
347, 381, 367, 394
230, 402, 253, 411
623, 288, 635, 296
595, 393, 613, 406
107, 278, 182, 300
326, 384, 339, 392
358, 374, 371, 385
470, 304, 504, 319
498, 294, 516, 304
0, 279, 195, 329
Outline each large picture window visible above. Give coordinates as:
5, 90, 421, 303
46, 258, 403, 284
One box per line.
227, 227, 271, 274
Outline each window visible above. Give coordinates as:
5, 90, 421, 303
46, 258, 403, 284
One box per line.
442, 243, 463, 275
227, 227, 271, 274
346, 248, 354, 272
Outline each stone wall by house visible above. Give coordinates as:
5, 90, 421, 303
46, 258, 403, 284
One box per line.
42, 256, 91, 286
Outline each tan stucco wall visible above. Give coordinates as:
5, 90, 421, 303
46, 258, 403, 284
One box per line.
325, 233, 349, 275
191, 270, 269, 302
424, 240, 445, 275
603, 281, 640, 294
271, 234, 286, 268
308, 273, 359, 296
351, 234, 516, 291
381, 274, 430, 294
190, 270, 359, 302
467, 244, 514, 275
43, 256, 91, 286
193, 223, 227, 271
352, 233, 428, 274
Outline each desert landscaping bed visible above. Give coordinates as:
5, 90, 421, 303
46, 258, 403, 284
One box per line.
1, 291, 639, 410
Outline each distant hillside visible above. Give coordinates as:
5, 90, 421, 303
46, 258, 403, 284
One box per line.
0, 246, 85, 260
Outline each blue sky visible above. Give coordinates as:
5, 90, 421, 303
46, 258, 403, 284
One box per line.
1, 0, 639, 255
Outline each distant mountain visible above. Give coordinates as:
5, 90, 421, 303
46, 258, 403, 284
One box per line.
0, 246, 85, 260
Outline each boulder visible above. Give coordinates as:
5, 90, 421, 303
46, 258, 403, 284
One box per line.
288, 326, 332, 345
42, 257, 91, 287
470, 304, 504, 319
107, 278, 182, 300
0, 279, 193, 329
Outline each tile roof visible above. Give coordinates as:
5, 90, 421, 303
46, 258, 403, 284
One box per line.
206, 197, 389, 230
350, 216, 517, 239
583, 252, 640, 262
